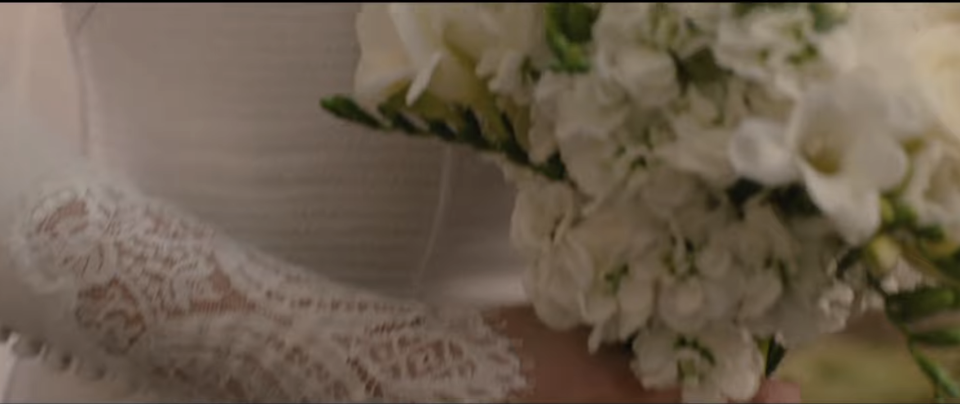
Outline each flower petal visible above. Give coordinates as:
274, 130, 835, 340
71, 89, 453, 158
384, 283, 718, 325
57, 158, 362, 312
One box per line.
845, 131, 910, 193
406, 52, 443, 105
353, 4, 415, 107
729, 119, 800, 186
633, 328, 680, 389
801, 164, 882, 245
617, 275, 656, 338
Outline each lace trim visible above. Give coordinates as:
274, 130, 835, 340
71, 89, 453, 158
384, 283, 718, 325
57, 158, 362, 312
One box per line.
1, 174, 527, 402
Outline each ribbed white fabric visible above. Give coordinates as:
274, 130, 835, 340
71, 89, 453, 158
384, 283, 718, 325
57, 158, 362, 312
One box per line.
3, 3, 529, 402
65, 3, 526, 303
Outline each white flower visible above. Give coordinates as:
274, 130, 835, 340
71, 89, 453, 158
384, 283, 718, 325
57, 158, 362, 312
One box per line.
632, 324, 764, 403
568, 203, 662, 347
472, 4, 551, 105
729, 205, 793, 319
555, 75, 629, 141
879, 263, 928, 295
655, 115, 737, 187
551, 75, 647, 200
653, 205, 789, 333
582, 266, 658, 352
732, 203, 797, 266
908, 25, 960, 147
509, 177, 579, 259
640, 167, 704, 220
748, 266, 857, 347
713, 4, 856, 99
902, 141, 960, 241
526, 73, 573, 164
594, 3, 717, 57
728, 77, 912, 245
524, 238, 593, 331
524, 199, 662, 338
594, 44, 680, 109
353, 4, 487, 108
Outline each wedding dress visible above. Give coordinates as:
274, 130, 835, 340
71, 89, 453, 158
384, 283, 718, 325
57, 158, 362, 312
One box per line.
0, 4, 530, 402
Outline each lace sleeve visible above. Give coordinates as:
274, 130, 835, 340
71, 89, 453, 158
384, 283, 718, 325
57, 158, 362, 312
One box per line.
0, 172, 528, 403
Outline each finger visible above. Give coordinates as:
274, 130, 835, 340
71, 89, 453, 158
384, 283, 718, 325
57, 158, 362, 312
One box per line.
751, 379, 801, 403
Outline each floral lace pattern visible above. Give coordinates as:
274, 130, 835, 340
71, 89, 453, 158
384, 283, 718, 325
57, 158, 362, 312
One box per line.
6, 177, 527, 402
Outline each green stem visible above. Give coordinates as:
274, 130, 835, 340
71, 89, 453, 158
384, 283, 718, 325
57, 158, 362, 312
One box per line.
873, 273, 960, 401
321, 95, 569, 183
764, 338, 788, 377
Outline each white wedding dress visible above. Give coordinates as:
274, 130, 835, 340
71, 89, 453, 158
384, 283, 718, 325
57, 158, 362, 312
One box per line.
0, 3, 529, 402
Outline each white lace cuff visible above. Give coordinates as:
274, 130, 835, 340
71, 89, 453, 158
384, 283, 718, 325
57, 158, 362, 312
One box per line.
0, 170, 527, 402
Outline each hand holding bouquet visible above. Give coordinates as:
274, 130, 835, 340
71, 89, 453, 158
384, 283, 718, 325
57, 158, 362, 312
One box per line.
324, 3, 960, 402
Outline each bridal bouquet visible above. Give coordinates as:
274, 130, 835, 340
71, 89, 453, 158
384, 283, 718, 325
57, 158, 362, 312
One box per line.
323, 3, 960, 402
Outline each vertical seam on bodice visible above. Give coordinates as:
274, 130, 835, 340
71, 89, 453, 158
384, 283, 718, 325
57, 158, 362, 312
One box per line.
61, 3, 97, 159
65, 3, 99, 36
412, 146, 455, 298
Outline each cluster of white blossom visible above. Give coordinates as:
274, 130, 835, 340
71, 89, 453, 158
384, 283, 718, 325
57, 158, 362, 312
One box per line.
339, 3, 960, 402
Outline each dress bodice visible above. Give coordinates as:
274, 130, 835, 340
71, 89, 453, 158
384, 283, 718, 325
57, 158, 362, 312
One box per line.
63, 3, 526, 304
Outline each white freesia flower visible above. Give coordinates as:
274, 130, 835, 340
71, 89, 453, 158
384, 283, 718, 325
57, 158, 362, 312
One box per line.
353, 4, 487, 108
729, 77, 911, 244
632, 324, 764, 403
908, 25, 960, 147
472, 4, 550, 105
902, 141, 960, 241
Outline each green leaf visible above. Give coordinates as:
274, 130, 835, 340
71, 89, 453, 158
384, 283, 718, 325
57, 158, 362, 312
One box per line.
377, 106, 421, 135
887, 287, 959, 323
545, 3, 597, 73
674, 48, 727, 91
457, 108, 491, 149
882, 199, 919, 229
725, 179, 764, 211
425, 119, 458, 142
540, 153, 568, 182
320, 96, 383, 129
547, 3, 598, 44
934, 255, 960, 284
602, 265, 630, 293
911, 347, 960, 398
910, 327, 960, 348
787, 44, 819, 65
835, 248, 862, 278
764, 338, 788, 377
769, 185, 820, 217
809, 3, 847, 33
918, 226, 948, 243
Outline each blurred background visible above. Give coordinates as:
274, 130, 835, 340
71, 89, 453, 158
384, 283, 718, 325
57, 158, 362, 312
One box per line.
0, 2, 946, 403
778, 313, 932, 403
